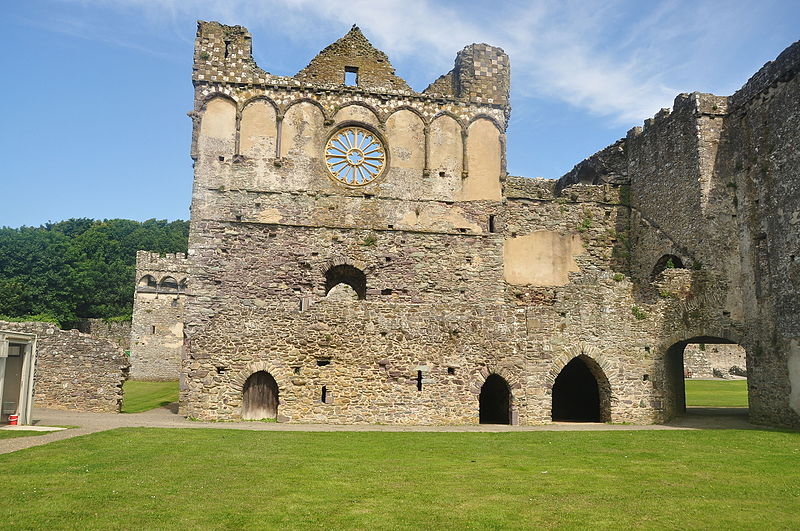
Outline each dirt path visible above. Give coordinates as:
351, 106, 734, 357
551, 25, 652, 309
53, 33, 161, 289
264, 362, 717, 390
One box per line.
0, 405, 764, 455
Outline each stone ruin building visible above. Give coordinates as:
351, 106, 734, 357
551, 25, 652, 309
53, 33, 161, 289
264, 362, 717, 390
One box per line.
130, 21, 800, 428
130, 251, 188, 380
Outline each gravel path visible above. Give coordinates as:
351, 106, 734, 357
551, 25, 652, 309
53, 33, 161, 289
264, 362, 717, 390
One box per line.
0, 405, 761, 455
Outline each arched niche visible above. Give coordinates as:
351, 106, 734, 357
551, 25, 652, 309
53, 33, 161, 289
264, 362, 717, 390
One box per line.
429, 115, 463, 178
334, 104, 380, 128
159, 276, 179, 291
138, 275, 157, 288
651, 254, 686, 280
325, 264, 367, 300
198, 97, 236, 156
463, 118, 502, 201
280, 102, 325, 159
385, 109, 424, 171
240, 100, 277, 156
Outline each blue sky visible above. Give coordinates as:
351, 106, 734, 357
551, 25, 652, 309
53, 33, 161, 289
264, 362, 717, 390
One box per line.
2, 0, 798, 227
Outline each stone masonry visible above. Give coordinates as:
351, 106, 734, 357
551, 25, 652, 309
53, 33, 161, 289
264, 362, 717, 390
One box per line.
129, 251, 188, 380
133, 21, 800, 428
0, 320, 129, 413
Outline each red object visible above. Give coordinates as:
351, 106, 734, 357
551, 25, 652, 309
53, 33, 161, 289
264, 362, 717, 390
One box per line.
8, 415, 19, 426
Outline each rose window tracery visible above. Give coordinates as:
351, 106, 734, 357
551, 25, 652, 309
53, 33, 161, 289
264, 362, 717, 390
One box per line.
325, 127, 386, 185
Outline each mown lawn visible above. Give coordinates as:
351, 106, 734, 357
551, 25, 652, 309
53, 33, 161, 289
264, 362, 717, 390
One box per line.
121, 380, 179, 413
0, 430, 51, 440
685, 379, 749, 407
0, 428, 797, 529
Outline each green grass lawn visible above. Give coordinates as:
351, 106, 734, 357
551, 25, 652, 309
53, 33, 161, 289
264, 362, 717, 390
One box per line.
121, 380, 179, 413
685, 379, 749, 407
0, 428, 797, 529
0, 429, 52, 440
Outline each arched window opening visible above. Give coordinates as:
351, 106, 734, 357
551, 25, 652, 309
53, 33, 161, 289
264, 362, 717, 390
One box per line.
479, 374, 511, 425
665, 336, 748, 421
242, 371, 279, 420
325, 264, 367, 300
160, 276, 179, 291
552, 356, 611, 422
651, 254, 685, 280
138, 275, 157, 289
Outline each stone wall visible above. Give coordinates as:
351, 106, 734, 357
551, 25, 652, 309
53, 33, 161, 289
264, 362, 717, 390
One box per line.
77, 318, 131, 350
0, 320, 129, 412
129, 251, 188, 380
684, 344, 747, 378
147, 22, 800, 427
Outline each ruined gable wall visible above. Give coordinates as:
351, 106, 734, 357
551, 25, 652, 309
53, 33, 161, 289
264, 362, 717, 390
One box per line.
0, 320, 129, 412
183, 22, 682, 424
129, 251, 188, 381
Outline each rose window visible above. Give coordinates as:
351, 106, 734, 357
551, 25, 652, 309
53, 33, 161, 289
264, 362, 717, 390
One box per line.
325, 127, 386, 185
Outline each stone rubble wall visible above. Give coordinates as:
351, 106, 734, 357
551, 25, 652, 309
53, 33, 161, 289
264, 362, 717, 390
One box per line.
0, 320, 129, 412
77, 318, 131, 350
684, 344, 747, 378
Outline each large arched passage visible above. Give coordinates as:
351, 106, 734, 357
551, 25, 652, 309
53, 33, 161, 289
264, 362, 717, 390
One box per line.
552, 356, 611, 422
242, 371, 279, 420
479, 374, 511, 424
664, 336, 749, 420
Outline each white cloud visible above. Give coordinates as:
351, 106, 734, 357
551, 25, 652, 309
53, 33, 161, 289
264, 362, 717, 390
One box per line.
50, 0, 776, 124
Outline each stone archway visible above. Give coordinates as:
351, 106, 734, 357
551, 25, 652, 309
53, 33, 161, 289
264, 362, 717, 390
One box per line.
479, 374, 512, 424
242, 371, 279, 420
549, 348, 612, 422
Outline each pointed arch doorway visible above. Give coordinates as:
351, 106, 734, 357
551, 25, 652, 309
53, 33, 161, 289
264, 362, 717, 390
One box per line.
552, 356, 611, 422
242, 371, 279, 420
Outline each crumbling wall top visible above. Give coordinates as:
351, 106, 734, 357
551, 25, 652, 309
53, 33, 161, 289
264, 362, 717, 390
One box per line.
294, 25, 412, 92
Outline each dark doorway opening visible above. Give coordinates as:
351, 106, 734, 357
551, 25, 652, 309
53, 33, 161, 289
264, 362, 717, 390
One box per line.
552, 357, 609, 422
242, 371, 279, 420
479, 374, 511, 424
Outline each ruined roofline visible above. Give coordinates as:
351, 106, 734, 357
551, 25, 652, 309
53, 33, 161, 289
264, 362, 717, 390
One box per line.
730, 39, 800, 110
193, 21, 510, 108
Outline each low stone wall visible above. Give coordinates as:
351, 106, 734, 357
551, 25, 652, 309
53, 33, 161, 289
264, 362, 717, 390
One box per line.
684, 344, 747, 378
0, 321, 130, 412
77, 318, 132, 351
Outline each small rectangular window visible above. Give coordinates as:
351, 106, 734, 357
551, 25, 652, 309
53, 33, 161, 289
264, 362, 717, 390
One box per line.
344, 66, 358, 86
488, 215, 496, 233
416, 370, 423, 391
151, 325, 156, 335
321, 386, 328, 403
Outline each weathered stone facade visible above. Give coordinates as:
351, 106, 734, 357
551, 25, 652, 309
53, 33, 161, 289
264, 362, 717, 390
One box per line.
135, 21, 799, 427
0, 321, 129, 413
129, 251, 188, 380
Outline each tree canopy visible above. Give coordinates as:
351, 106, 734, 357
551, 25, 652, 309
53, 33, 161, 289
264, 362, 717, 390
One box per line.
0, 219, 189, 327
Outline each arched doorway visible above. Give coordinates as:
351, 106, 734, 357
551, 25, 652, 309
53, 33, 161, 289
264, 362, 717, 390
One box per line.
552, 356, 611, 422
242, 371, 279, 420
665, 336, 749, 420
479, 374, 511, 424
